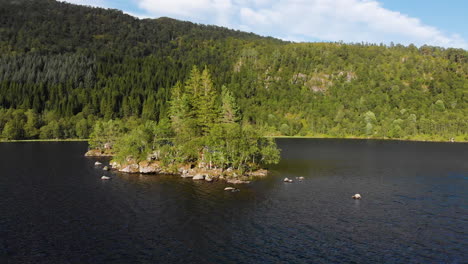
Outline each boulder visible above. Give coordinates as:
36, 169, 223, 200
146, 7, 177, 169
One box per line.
248, 169, 268, 177
94, 161, 102, 166
120, 164, 139, 173
139, 165, 160, 174
352, 194, 362, 200
205, 176, 213, 182
298, 176, 304, 181
138, 162, 161, 174
193, 174, 205, 180
284, 177, 293, 183
84, 149, 113, 157
110, 161, 120, 169
103, 166, 109, 171
101, 176, 111, 180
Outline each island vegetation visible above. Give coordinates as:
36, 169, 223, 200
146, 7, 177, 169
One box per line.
0, 0, 467, 145
86, 66, 280, 181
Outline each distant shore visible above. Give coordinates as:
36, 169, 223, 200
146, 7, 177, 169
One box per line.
268, 135, 468, 143
0, 139, 89, 143
1, 136, 466, 143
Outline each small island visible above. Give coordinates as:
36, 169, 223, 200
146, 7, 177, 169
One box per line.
86, 67, 280, 183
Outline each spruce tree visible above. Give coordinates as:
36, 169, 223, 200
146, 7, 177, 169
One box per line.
221, 85, 240, 123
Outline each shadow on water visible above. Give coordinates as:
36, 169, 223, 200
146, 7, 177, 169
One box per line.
0, 140, 467, 263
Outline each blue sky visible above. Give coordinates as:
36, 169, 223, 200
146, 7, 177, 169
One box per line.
62, 0, 467, 49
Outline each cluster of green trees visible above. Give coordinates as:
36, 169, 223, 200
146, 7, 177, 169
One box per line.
90, 67, 280, 171
0, 108, 94, 140
0, 0, 467, 142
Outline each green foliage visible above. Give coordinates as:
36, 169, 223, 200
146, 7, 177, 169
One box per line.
88, 120, 125, 150
113, 124, 153, 163
203, 123, 280, 171
221, 86, 240, 123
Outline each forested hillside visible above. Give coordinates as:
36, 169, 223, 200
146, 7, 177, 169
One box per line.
0, 0, 467, 141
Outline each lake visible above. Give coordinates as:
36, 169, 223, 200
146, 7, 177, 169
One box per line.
0, 139, 466, 263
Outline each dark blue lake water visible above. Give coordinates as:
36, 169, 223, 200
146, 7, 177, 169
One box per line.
0, 139, 466, 263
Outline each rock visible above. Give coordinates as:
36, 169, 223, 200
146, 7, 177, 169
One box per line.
139, 165, 159, 174
224, 187, 235, 191
84, 149, 113, 157
352, 194, 362, 200
94, 161, 102, 166
284, 177, 293, 183
227, 179, 250, 184
101, 176, 111, 180
298, 176, 304, 181
103, 166, 109, 171
110, 161, 120, 169
181, 174, 194, 178
205, 176, 213, 182
193, 174, 205, 180
120, 164, 139, 173
248, 169, 268, 177
138, 162, 161, 174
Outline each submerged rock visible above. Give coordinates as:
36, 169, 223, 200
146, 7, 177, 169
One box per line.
352, 194, 362, 199
227, 179, 250, 184
101, 176, 110, 180
224, 187, 240, 192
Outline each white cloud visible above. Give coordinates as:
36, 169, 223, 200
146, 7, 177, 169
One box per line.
60, 0, 107, 8
62, 0, 468, 49
137, 0, 236, 27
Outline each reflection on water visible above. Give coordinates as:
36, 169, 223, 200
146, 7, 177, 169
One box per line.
0, 140, 466, 263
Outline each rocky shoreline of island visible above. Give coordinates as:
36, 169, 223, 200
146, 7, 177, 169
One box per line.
86, 149, 269, 184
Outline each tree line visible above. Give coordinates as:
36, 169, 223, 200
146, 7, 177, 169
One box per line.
0, 0, 466, 141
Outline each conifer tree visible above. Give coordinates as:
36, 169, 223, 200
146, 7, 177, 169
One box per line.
221, 85, 240, 123
195, 67, 220, 134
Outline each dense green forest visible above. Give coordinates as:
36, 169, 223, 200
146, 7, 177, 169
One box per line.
0, 0, 467, 142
